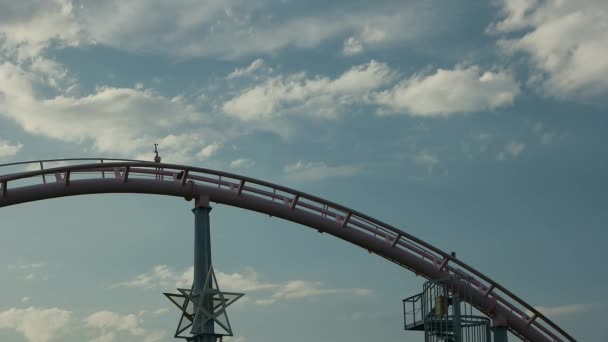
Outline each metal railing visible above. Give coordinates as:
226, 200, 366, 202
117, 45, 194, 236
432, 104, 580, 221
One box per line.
0, 158, 575, 342
403, 293, 424, 330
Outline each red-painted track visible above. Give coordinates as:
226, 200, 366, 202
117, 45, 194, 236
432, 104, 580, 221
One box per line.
0, 159, 575, 342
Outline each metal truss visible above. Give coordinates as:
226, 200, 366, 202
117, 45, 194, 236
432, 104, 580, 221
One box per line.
0, 158, 575, 342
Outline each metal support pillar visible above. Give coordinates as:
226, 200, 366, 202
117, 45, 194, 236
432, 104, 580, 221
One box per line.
192, 199, 215, 342
492, 318, 508, 342
165, 196, 243, 341
452, 294, 462, 342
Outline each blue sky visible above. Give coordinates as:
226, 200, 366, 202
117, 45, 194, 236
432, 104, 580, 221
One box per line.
0, 0, 607, 341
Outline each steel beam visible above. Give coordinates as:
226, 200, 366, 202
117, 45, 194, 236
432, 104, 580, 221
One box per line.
192, 199, 215, 342
493, 326, 508, 342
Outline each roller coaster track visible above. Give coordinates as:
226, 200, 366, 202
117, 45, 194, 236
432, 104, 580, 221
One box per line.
0, 158, 575, 342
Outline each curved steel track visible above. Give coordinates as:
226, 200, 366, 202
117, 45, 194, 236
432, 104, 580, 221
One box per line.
0, 158, 574, 342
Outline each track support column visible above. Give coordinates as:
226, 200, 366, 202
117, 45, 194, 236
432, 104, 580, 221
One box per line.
193, 197, 215, 341
164, 196, 243, 341
492, 317, 508, 342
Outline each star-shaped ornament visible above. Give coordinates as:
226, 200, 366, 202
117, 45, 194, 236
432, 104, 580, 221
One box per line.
164, 266, 244, 340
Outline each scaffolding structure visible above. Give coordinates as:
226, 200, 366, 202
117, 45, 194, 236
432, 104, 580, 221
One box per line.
404, 278, 492, 342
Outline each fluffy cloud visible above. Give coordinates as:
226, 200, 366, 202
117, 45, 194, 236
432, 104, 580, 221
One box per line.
283, 161, 361, 182
142, 330, 165, 342
532, 122, 557, 145
224, 337, 247, 342
414, 151, 439, 172
492, 0, 608, 98
112, 265, 371, 305
0, 306, 168, 342
497, 141, 525, 161
255, 280, 372, 305
0, 1, 447, 60
0, 138, 23, 158
0, 139, 23, 158
342, 37, 364, 56
89, 332, 115, 342
97, 61, 521, 128
375, 65, 520, 116
84, 311, 166, 342
84, 311, 145, 336
0, 0, 82, 60
196, 141, 223, 161
227, 59, 265, 79
223, 60, 394, 121
78, 1, 439, 59
7, 262, 45, 270
111, 265, 192, 289
113, 266, 276, 292
0, 307, 71, 342
151, 308, 170, 315
229, 158, 255, 169
342, 23, 393, 56
7, 262, 48, 281
529, 303, 593, 317
0, 62, 223, 162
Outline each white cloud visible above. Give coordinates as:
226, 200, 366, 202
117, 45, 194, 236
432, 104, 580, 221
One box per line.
497, 141, 525, 161
227, 58, 265, 79
215, 268, 278, 292
8, 262, 48, 281
142, 331, 166, 342
223, 60, 394, 121
84, 311, 145, 336
112, 265, 275, 292
414, 151, 439, 172
375, 65, 520, 116
255, 280, 371, 305
8, 262, 44, 270
342, 24, 392, 56
29, 57, 71, 89
0, 1, 82, 60
0, 139, 23, 158
478, 133, 492, 141
540, 132, 555, 145
196, 141, 223, 161
532, 122, 557, 145
89, 332, 115, 342
84, 310, 166, 342
224, 337, 247, 342
283, 161, 361, 182
229, 158, 255, 169
529, 303, 593, 317
20, 297, 30, 303
0, 307, 71, 342
151, 308, 170, 315
0, 1, 446, 60
0, 62, 221, 162
111, 265, 189, 289
343, 37, 364, 56
112, 265, 371, 306
76, 1, 438, 59
492, 0, 608, 98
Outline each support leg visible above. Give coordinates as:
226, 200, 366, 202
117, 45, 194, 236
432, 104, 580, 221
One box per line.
193, 201, 215, 342
492, 319, 508, 342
